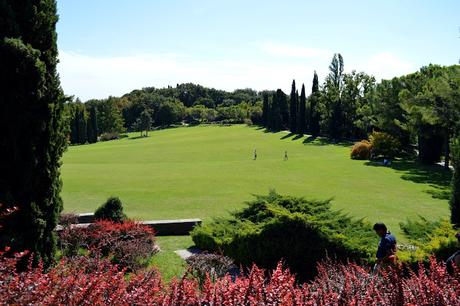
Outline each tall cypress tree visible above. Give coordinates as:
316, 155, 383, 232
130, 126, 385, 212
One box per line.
271, 91, 283, 131
298, 84, 307, 135
309, 71, 321, 137
87, 106, 98, 143
277, 89, 289, 130
289, 80, 297, 133
262, 94, 269, 127
77, 107, 87, 144
0, 0, 67, 266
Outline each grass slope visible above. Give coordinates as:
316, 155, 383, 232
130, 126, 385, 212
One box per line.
62, 125, 450, 237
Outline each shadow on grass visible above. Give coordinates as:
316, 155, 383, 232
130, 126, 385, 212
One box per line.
364, 160, 452, 199
302, 136, 353, 147
128, 135, 148, 140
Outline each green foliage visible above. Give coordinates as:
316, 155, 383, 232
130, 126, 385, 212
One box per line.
309, 71, 321, 136
369, 131, 401, 158
351, 140, 371, 160
0, 0, 67, 267
398, 217, 458, 263
450, 137, 460, 225
289, 80, 298, 133
94, 197, 127, 222
191, 191, 376, 280
297, 84, 307, 135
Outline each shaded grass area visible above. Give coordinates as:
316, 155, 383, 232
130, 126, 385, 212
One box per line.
61, 125, 451, 240
149, 236, 193, 282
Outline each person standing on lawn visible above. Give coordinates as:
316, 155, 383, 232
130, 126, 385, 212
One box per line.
373, 222, 397, 272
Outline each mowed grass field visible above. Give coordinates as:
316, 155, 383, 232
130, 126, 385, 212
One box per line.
61, 124, 451, 237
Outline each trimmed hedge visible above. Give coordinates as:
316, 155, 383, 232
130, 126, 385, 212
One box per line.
191, 191, 376, 280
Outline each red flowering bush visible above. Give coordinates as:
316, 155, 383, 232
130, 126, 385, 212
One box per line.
58, 220, 158, 271
1, 249, 459, 305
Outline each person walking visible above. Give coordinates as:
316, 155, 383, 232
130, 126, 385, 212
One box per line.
373, 222, 397, 273
253, 149, 257, 160
284, 150, 288, 161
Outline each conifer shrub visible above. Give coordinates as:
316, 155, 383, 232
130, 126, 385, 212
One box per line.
351, 140, 372, 160
398, 217, 458, 264
94, 197, 127, 222
191, 191, 376, 280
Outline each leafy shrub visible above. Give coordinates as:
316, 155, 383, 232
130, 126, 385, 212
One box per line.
398, 217, 458, 264
58, 220, 158, 271
1, 251, 459, 305
99, 132, 120, 141
369, 130, 401, 158
58, 226, 89, 257
186, 253, 237, 286
191, 191, 376, 280
350, 140, 371, 160
94, 197, 126, 222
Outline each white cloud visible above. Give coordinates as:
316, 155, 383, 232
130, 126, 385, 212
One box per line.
353, 52, 415, 81
58, 48, 415, 101
58, 50, 326, 100
260, 42, 331, 59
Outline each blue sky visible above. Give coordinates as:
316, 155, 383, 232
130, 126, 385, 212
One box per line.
56, 0, 460, 101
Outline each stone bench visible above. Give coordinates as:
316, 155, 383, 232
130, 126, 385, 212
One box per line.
58, 215, 201, 236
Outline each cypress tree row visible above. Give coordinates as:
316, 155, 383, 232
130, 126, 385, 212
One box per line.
289, 80, 297, 133
0, 0, 67, 266
309, 71, 321, 137
298, 84, 307, 135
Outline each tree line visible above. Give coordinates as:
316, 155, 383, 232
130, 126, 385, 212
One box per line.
261, 54, 460, 167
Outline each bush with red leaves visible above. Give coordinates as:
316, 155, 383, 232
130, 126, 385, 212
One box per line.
58, 220, 158, 271
1, 248, 459, 305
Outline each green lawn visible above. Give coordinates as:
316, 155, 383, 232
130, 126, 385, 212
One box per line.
61, 124, 452, 279
62, 124, 450, 237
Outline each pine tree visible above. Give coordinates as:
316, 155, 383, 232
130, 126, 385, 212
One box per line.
309, 71, 321, 137
262, 94, 269, 127
450, 138, 460, 226
289, 80, 297, 133
298, 84, 307, 135
0, 0, 67, 266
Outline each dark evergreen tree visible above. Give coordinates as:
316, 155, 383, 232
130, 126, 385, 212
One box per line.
277, 89, 289, 130
87, 106, 98, 143
289, 80, 298, 133
309, 71, 321, 137
451, 138, 460, 226
77, 107, 87, 144
271, 91, 283, 131
297, 84, 307, 135
0, 0, 67, 266
262, 94, 269, 127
